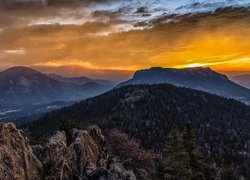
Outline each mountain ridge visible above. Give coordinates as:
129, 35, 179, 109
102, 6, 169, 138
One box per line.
1, 66, 44, 77
23, 84, 250, 178
0, 66, 113, 106
46, 73, 114, 85
231, 74, 250, 89
118, 67, 250, 104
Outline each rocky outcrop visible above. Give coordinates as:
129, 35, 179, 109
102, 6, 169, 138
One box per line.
0, 123, 137, 180
0, 123, 43, 180
68, 128, 106, 179
32, 131, 71, 179
85, 157, 137, 180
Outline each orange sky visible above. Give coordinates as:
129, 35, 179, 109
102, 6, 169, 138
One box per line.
0, 3, 250, 79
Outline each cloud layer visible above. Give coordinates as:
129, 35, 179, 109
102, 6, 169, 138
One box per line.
1, 0, 250, 79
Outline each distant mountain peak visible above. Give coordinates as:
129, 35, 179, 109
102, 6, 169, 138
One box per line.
46, 73, 90, 80
0, 66, 113, 106
46, 72, 114, 86
3, 66, 38, 72
0, 66, 43, 77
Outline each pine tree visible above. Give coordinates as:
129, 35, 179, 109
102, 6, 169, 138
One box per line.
163, 128, 191, 180
219, 166, 239, 180
183, 123, 209, 180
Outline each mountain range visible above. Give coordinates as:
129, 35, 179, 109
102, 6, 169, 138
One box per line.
0, 66, 115, 121
1, 65, 250, 177
118, 67, 250, 104
0, 66, 114, 106
1, 66, 250, 122
46, 73, 114, 86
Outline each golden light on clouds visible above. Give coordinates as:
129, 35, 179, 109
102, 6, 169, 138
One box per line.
149, 22, 250, 72
33, 60, 98, 69
1, 4, 250, 79
3, 48, 26, 55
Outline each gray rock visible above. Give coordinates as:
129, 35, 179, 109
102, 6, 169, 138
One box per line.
35, 131, 71, 179
0, 123, 43, 180
0, 124, 137, 180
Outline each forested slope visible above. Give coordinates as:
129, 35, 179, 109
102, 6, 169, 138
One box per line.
23, 84, 250, 177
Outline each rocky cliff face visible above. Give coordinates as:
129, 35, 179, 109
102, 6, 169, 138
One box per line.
0, 123, 136, 180
0, 123, 43, 180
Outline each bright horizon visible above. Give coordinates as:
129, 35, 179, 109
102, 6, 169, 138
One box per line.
0, 65, 247, 82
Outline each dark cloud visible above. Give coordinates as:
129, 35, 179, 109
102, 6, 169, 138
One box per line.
0, 0, 123, 28
0, 0, 114, 7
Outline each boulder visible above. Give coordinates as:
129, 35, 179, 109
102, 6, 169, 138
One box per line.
107, 158, 136, 180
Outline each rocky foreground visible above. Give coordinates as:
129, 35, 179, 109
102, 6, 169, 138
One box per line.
0, 123, 137, 180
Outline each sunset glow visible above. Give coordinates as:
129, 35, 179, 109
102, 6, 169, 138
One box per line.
1, 2, 250, 179
1, 1, 250, 79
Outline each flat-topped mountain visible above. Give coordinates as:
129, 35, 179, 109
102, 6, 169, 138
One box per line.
118, 67, 250, 104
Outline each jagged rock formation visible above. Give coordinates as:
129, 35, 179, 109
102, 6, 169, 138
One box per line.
0, 123, 43, 180
0, 123, 136, 180
32, 131, 71, 179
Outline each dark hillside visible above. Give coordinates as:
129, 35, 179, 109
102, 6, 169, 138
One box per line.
24, 84, 250, 177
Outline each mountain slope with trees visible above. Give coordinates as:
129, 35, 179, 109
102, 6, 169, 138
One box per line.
23, 84, 250, 178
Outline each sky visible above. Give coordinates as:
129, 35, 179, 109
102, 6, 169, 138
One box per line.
0, 0, 250, 80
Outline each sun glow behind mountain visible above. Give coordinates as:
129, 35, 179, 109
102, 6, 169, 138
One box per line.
0, 0, 250, 79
